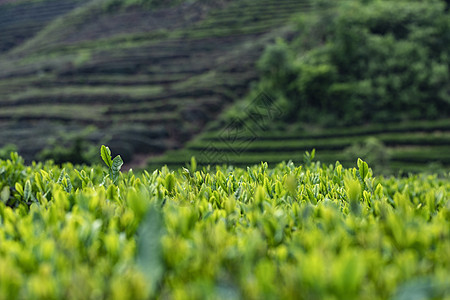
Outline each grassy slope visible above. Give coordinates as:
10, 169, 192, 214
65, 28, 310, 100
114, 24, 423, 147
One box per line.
0, 0, 311, 162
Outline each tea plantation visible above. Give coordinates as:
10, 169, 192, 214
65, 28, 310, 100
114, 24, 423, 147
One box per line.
0, 148, 449, 299
0, 0, 312, 162
149, 118, 450, 174
147, 0, 450, 174
1, 0, 449, 172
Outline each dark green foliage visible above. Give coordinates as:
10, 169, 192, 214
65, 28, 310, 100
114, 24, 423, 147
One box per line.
257, 39, 296, 92
38, 137, 97, 166
258, 0, 450, 125
344, 137, 391, 174
101, 145, 123, 185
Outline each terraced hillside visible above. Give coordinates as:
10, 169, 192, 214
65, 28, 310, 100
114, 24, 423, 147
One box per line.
148, 117, 450, 174
0, 0, 91, 53
0, 0, 312, 162
145, 0, 450, 174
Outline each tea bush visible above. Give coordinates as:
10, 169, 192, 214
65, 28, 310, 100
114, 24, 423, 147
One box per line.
0, 149, 449, 299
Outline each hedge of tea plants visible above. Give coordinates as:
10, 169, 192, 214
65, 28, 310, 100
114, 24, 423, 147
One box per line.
0, 149, 449, 299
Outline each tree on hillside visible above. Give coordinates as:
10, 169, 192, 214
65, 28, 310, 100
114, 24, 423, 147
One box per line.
258, 0, 450, 126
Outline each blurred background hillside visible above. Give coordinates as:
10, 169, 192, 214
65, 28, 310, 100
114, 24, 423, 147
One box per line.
0, 0, 449, 174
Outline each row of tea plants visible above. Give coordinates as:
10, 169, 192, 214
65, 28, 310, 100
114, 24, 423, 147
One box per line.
0, 147, 449, 299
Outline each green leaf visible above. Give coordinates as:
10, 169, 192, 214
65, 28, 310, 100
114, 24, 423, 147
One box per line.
111, 155, 123, 184
344, 175, 361, 214
1, 186, 10, 204
24, 180, 32, 201
15, 182, 24, 196
62, 176, 72, 193
284, 174, 297, 197
375, 183, 384, 198
128, 188, 149, 222
255, 185, 265, 211
190, 156, 197, 173
57, 169, 66, 184
101, 145, 112, 168
357, 158, 369, 180
165, 173, 176, 195
34, 173, 44, 193
106, 184, 118, 202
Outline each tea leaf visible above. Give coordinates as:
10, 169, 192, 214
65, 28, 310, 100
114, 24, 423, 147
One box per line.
24, 180, 32, 201
111, 155, 123, 184
101, 145, 112, 168
1, 186, 10, 204
357, 158, 369, 180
